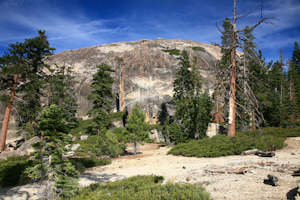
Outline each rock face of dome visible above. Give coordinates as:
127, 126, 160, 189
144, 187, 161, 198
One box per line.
44, 39, 221, 123
0, 39, 222, 129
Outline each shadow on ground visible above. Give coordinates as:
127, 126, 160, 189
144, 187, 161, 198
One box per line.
0, 183, 36, 200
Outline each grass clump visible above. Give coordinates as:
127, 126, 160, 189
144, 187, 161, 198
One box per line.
0, 156, 33, 187
73, 175, 212, 200
162, 49, 180, 55
168, 130, 286, 158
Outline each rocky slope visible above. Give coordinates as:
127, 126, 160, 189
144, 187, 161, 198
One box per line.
0, 39, 221, 130
44, 39, 221, 122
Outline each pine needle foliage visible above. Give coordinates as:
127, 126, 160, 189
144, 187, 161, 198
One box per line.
125, 104, 149, 154
26, 104, 79, 199
171, 50, 213, 142
86, 63, 115, 135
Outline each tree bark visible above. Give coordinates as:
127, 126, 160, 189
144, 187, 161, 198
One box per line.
255, 150, 275, 157
205, 169, 247, 174
228, 0, 237, 137
0, 74, 18, 151
121, 66, 125, 112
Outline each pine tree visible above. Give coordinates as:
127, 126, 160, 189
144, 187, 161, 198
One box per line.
219, 17, 233, 69
45, 64, 79, 129
86, 63, 116, 156
291, 42, 300, 102
264, 60, 286, 126
285, 44, 300, 127
86, 63, 115, 135
0, 30, 54, 150
26, 104, 78, 199
173, 50, 212, 141
125, 104, 149, 154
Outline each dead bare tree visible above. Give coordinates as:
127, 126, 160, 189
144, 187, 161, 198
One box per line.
217, 0, 276, 137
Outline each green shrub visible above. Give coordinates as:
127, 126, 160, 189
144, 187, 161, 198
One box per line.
0, 156, 33, 186
74, 135, 98, 155
248, 127, 300, 138
73, 175, 212, 200
162, 49, 180, 55
192, 46, 206, 52
168, 131, 285, 158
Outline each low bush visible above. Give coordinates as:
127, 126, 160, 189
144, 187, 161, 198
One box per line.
73, 175, 212, 200
74, 135, 98, 155
162, 49, 181, 55
0, 156, 33, 187
191, 46, 206, 52
168, 131, 286, 158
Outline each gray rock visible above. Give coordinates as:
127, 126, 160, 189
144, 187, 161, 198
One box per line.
149, 129, 165, 142
80, 135, 88, 140
112, 120, 123, 128
17, 136, 41, 156
71, 143, 80, 151
43, 39, 220, 123
64, 151, 75, 158
206, 123, 227, 138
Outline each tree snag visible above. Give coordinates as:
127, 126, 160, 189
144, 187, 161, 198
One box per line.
0, 74, 18, 151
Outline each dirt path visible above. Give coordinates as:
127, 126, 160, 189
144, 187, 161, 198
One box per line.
1, 138, 300, 199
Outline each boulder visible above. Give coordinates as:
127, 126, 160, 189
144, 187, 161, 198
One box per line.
71, 143, 80, 151
17, 136, 41, 156
206, 123, 227, 138
80, 135, 88, 140
149, 129, 165, 142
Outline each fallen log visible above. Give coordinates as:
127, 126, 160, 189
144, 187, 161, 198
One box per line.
292, 168, 300, 176
291, 173, 300, 177
255, 151, 275, 157
241, 149, 275, 157
241, 149, 258, 155
204, 169, 247, 174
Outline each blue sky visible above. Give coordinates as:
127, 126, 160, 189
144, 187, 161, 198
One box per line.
0, 0, 299, 65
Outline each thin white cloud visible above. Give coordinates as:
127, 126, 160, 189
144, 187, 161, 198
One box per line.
0, 1, 129, 52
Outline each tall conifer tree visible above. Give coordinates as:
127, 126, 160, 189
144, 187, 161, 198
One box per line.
172, 50, 212, 141
0, 31, 54, 150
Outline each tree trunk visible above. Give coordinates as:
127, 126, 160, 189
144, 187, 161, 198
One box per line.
133, 141, 137, 155
228, 0, 237, 137
121, 67, 125, 112
0, 74, 18, 151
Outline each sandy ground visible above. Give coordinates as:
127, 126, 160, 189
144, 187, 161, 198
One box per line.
1, 138, 300, 200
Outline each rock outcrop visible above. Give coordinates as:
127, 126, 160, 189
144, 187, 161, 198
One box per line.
44, 39, 221, 123
0, 39, 221, 130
